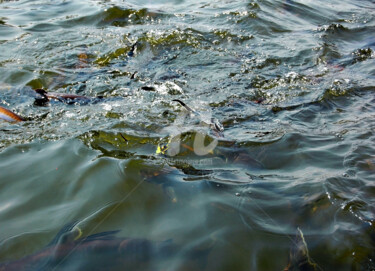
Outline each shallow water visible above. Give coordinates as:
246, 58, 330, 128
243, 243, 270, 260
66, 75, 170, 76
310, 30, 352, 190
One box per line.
0, 0, 375, 270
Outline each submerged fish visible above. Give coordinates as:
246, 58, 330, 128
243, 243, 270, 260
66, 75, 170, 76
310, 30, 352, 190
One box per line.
284, 228, 319, 271
0, 223, 176, 271
33, 89, 103, 106
0, 106, 24, 122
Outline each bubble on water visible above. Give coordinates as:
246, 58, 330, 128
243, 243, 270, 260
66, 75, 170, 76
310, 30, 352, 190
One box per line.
286, 71, 298, 79
65, 112, 75, 118
102, 104, 112, 111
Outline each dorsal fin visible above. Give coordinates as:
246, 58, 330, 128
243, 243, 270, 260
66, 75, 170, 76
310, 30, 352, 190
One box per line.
47, 221, 80, 246
286, 227, 319, 271
172, 99, 197, 115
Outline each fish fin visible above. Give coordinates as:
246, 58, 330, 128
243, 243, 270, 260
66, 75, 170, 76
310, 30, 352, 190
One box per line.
287, 227, 319, 271
47, 221, 80, 246
130, 71, 138, 79
172, 99, 197, 115
172, 99, 187, 107
296, 227, 310, 260
119, 133, 128, 142
127, 41, 138, 57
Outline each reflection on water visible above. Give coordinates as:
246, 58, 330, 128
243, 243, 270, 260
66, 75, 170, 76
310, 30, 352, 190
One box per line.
1, 0, 375, 270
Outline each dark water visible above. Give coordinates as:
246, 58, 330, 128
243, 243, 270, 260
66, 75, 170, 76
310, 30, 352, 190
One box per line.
0, 0, 375, 270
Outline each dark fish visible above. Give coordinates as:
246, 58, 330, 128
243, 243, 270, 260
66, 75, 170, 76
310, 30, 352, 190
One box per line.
141, 86, 156, 91
284, 228, 319, 271
253, 97, 266, 104
130, 71, 137, 80
127, 42, 138, 58
0, 222, 176, 271
0, 106, 24, 122
172, 99, 196, 115
34, 89, 103, 106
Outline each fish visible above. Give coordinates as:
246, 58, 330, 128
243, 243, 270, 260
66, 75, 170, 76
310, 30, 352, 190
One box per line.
284, 228, 319, 271
0, 222, 177, 271
0, 106, 24, 122
33, 89, 103, 106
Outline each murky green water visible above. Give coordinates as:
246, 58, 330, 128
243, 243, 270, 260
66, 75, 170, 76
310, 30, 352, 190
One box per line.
0, 0, 375, 270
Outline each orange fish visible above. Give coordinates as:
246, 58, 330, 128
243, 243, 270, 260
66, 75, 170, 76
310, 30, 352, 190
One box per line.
0, 106, 24, 122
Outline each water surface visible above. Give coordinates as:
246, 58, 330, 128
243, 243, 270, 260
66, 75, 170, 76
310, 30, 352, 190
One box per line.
0, 0, 375, 270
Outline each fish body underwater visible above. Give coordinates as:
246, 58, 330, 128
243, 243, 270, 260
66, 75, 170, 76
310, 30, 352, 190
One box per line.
0, 223, 176, 271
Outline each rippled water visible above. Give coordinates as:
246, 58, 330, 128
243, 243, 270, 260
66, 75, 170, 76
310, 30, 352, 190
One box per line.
0, 0, 375, 270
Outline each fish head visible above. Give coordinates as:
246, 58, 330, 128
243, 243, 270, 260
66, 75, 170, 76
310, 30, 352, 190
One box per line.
34, 89, 48, 97
33, 89, 50, 106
